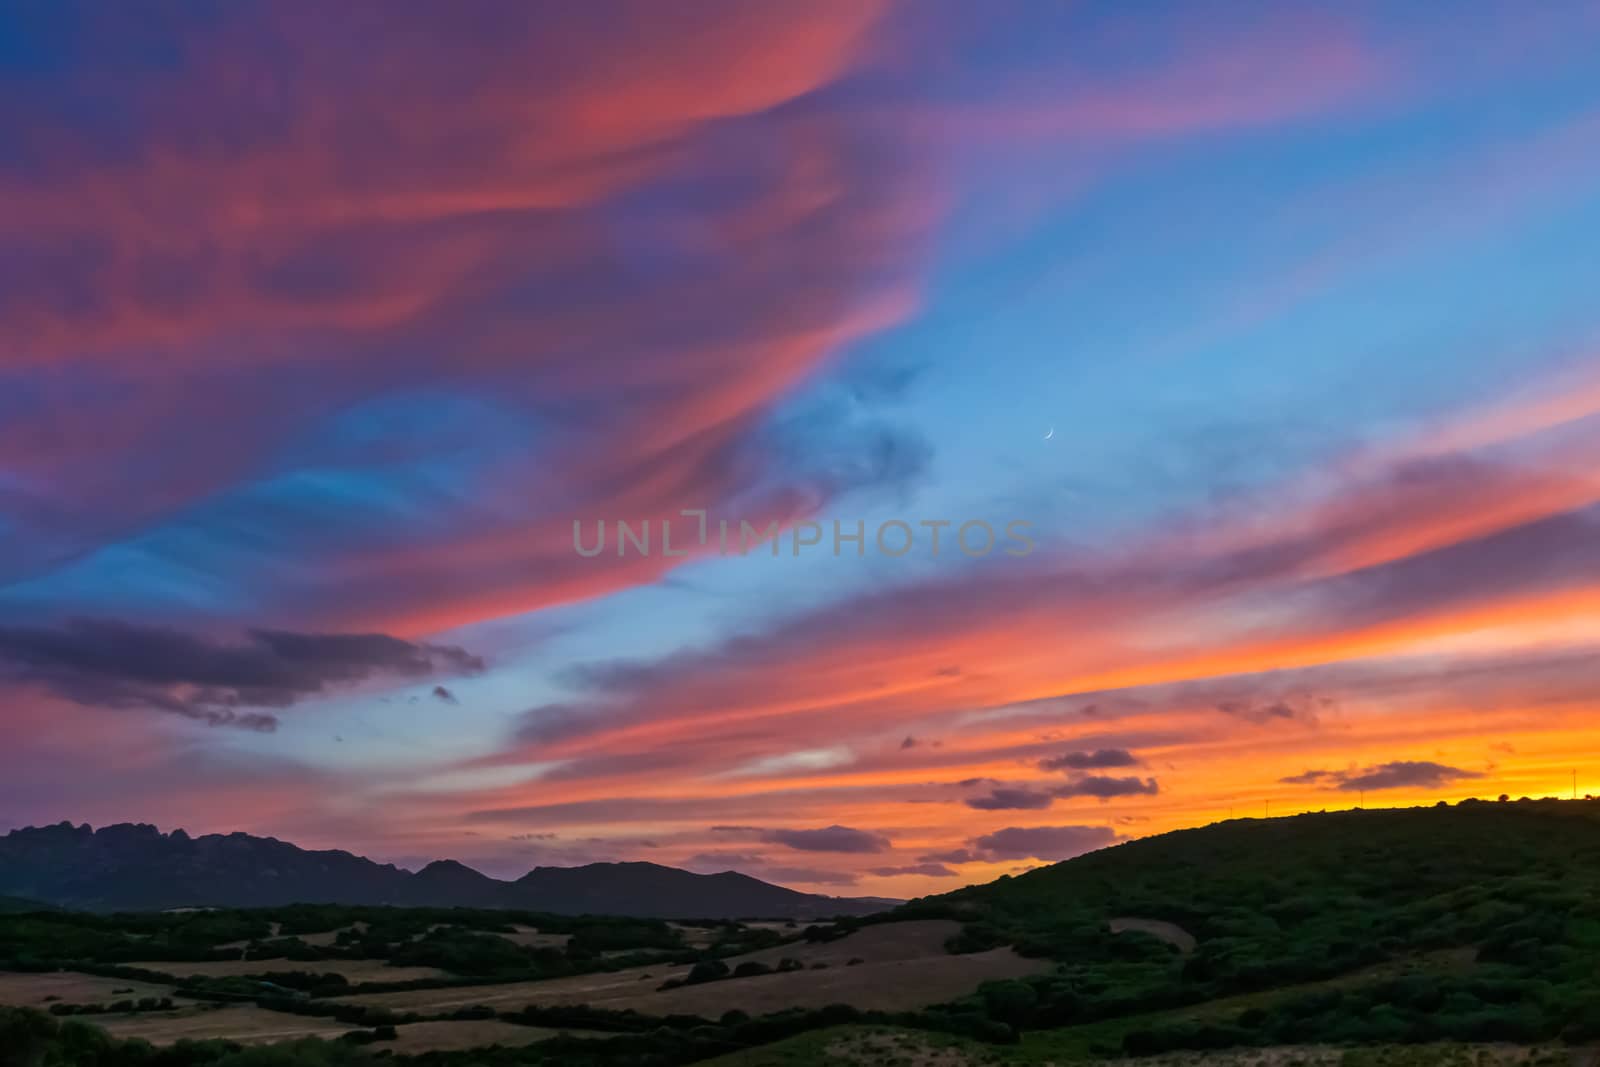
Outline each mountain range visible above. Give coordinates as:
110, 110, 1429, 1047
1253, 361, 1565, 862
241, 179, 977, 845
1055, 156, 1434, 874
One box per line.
0, 822, 897, 919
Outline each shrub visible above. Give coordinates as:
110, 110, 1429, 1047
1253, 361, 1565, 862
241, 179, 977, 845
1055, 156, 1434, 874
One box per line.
685, 959, 731, 985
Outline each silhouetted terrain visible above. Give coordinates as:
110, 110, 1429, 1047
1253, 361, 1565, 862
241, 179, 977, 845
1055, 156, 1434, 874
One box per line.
890, 796, 1600, 1052
0, 823, 896, 918
0, 895, 48, 914
6, 800, 1600, 1065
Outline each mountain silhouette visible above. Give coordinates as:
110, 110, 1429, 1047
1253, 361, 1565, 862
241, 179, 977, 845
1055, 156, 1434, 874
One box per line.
0, 822, 897, 919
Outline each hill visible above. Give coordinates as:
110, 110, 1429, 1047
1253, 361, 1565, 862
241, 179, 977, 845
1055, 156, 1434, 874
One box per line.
0, 895, 48, 914
0, 822, 895, 919
513, 862, 897, 920
887, 797, 1600, 1051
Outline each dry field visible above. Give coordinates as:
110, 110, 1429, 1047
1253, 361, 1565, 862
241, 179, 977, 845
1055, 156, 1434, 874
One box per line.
636, 947, 1044, 1016
124, 958, 447, 982
337, 919, 1048, 1017
0, 970, 179, 1008
91, 1003, 357, 1045
728, 919, 963, 968
374, 1019, 603, 1053
90, 1006, 604, 1053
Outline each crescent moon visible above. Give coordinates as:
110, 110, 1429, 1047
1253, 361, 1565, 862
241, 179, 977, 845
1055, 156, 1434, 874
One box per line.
1043, 427, 1054, 440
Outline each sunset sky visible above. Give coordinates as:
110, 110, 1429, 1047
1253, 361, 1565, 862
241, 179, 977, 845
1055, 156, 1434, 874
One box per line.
4, 2, 1600, 897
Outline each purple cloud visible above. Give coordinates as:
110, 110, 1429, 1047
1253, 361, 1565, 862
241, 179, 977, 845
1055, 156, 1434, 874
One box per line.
966, 787, 1056, 811
1039, 748, 1140, 771
869, 863, 959, 878
1280, 760, 1483, 791
1053, 775, 1160, 800
0, 618, 483, 729
971, 824, 1119, 861
918, 848, 977, 865
761, 824, 891, 854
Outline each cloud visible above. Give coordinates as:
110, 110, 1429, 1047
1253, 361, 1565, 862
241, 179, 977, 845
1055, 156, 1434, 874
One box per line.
965, 773, 1158, 809
1217, 700, 1298, 722
1052, 775, 1160, 800
0, 618, 483, 729
1337, 761, 1484, 792
1280, 760, 1484, 792
432, 685, 458, 705
757, 865, 860, 887
965, 787, 1055, 811
1215, 690, 1326, 726
918, 848, 977, 865
970, 825, 1119, 862
761, 824, 891, 853
1039, 748, 1140, 770
0, 0, 931, 640
1279, 769, 1335, 785
869, 863, 959, 878
683, 850, 859, 887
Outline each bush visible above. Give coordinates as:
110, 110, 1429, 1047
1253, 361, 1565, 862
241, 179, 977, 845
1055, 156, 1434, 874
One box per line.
980, 979, 1038, 1026
339, 1024, 397, 1045
684, 959, 730, 985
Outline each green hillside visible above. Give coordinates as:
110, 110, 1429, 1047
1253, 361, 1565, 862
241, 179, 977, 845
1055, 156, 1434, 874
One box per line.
0, 894, 49, 914
890, 797, 1600, 1052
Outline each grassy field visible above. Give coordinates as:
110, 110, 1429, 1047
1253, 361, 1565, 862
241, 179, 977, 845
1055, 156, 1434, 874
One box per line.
91, 1003, 359, 1045
0, 970, 178, 1008
374, 1018, 604, 1053
124, 957, 448, 981
89, 1006, 605, 1052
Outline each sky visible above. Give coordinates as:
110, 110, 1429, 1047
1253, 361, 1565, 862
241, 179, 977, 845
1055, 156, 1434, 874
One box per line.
4, 1, 1600, 897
